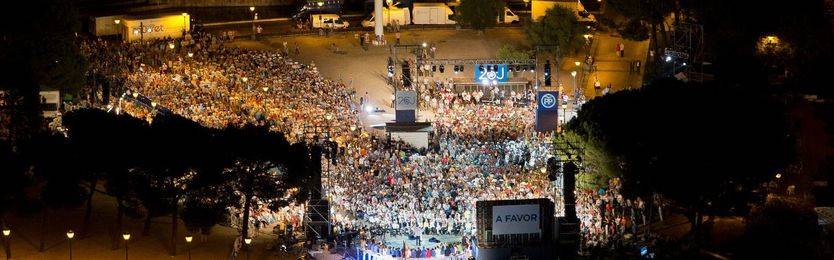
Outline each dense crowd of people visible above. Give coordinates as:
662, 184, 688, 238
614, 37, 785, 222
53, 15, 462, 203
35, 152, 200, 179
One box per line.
80, 30, 567, 258
576, 178, 648, 252
83, 31, 357, 143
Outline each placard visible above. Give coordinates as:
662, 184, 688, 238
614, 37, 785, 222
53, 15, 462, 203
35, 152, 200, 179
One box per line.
491, 204, 541, 235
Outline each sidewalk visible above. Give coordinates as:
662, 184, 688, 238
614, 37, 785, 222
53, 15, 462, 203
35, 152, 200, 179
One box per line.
2, 188, 299, 260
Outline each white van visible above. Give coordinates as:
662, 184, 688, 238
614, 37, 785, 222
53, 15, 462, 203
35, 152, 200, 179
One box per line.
500, 7, 520, 24
310, 14, 350, 29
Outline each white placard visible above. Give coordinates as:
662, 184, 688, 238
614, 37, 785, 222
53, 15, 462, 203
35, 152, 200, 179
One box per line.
395, 91, 417, 110
491, 204, 541, 235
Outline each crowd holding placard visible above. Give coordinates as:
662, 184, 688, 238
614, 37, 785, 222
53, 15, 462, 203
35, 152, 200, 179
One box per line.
79, 30, 647, 258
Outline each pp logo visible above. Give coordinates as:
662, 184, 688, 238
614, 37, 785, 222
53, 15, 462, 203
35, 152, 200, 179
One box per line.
540, 93, 557, 109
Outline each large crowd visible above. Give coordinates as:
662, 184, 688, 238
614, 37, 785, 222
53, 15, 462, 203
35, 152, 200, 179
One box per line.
80, 31, 576, 258
576, 178, 650, 253
83, 31, 357, 143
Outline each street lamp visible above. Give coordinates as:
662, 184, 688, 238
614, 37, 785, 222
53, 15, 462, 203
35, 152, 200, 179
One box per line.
181, 13, 188, 36
244, 238, 252, 260
2, 228, 10, 260
262, 86, 269, 92
421, 42, 427, 48
187, 52, 194, 58
168, 42, 176, 50
185, 235, 193, 260
67, 230, 75, 260
574, 61, 581, 67
122, 232, 131, 260
350, 125, 357, 132
114, 19, 122, 41
249, 6, 256, 40
325, 114, 333, 121
570, 70, 578, 102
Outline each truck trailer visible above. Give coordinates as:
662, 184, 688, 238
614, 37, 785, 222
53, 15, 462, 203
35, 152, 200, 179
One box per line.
411, 2, 456, 25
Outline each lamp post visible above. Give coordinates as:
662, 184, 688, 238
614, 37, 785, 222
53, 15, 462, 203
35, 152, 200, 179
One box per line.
249, 6, 256, 40
2, 228, 10, 260
244, 237, 252, 260
570, 70, 578, 100
114, 19, 122, 41
122, 233, 131, 260
185, 236, 193, 260
181, 12, 188, 37
66, 230, 75, 260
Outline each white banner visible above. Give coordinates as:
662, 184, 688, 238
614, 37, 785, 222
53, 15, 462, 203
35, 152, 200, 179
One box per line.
395, 91, 417, 110
491, 204, 541, 235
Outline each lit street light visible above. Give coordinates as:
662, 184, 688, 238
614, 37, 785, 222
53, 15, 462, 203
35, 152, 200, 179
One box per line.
122, 232, 131, 260
244, 237, 252, 260
2, 227, 10, 260
185, 235, 193, 260
67, 230, 75, 260
114, 19, 122, 41
181, 12, 188, 36
249, 6, 257, 40
570, 70, 578, 102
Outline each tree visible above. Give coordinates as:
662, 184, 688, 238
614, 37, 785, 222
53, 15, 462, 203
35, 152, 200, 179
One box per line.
0, 140, 29, 236
525, 6, 587, 56
62, 109, 150, 238
137, 114, 213, 256
739, 198, 825, 259
21, 133, 85, 251
0, 0, 88, 145
215, 124, 303, 239
496, 44, 530, 60
566, 78, 795, 233
456, 0, 504, 30
618, 18, 650, 41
